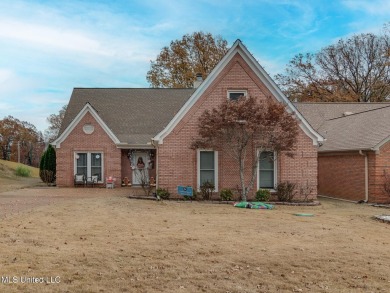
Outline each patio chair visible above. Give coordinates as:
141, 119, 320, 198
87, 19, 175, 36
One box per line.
106, 176, 115, 189
86, 175, 98, 187
74, 174, 86, 187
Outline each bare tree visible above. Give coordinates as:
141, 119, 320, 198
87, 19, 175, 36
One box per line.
192, 96, 299, 201
45, 105, 67, 143
276, 29, 390, 102
147, 32, 229, 88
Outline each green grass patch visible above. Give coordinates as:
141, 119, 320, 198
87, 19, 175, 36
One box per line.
15, 165, 32, 177
0, 159, 39, 178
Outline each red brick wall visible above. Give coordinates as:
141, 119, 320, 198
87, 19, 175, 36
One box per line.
56, 112, 121, 187
369, 142, 390, 203
278, 131, 318, 201
157, 53, 318, 200
318, 147, 390, 204
318, 152, 365, 201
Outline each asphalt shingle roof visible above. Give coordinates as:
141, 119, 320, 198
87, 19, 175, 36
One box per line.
295, 103, 390, 152
60, 88, 196, 145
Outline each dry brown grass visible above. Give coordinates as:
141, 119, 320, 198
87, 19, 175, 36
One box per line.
0, 159, 42, 193
0, 159, 40, 178
0, 187, 389, 292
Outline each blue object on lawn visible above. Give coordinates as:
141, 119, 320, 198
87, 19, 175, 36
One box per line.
177, 186, 193, 196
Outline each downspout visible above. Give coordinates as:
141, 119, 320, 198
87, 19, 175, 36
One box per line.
359, 150, 369, 203
151, 139, 158, 189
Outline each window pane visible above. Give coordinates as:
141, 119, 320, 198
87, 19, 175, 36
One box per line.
77, 153, 87, 166
91, 167, 102, 181
229, 92, 245, 101
200, 151, 214, 169
91, 153, 101, 167
260, 152, 274, 170
76, 153, 87, 176
200, 170, 214, 185
259, 151, 274, 189
260, 170, 274, 188
91, 153, 102, 181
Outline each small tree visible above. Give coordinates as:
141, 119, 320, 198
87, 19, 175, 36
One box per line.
45, 105, 67, 143
39, 144, 56, 184
192, 96, 298, 201
133, 168, 154, 196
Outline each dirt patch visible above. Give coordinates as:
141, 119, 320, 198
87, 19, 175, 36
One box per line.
0, 188, 389, 292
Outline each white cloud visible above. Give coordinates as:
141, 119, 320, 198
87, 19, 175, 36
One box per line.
342, 0, 390, 15
0, 18, 112, 56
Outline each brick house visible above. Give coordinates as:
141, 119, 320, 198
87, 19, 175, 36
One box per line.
53, 40, 323, 200
296, 103, 390, 203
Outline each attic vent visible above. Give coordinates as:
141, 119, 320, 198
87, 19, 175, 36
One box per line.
343, 111, 354, 116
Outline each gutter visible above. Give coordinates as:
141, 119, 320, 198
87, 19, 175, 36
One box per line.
151, 139, 159, 189
359, 150, 369, 203
116, 143, 155, 149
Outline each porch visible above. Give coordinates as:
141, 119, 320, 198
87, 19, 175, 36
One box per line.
120, 149, 157, 188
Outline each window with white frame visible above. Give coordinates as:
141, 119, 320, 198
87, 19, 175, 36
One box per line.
227, 90, 247, 101
75, 152, 103, 182
258, 151, 276, 189
198, 150, 218, 190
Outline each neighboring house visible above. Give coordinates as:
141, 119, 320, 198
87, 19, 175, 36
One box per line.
295, 103, 390, 203
52, 40, 323, 200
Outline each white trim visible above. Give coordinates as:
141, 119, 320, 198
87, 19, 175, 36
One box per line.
257, 150, 277, 191
373, 134, 390, 151
197, 149, 219, 192
74, 151, 104, 183
52, 103, 120, 148
153, 39, 323, 145
227, 89, 247, 100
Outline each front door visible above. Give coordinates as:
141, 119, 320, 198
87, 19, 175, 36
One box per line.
132, 152, 149, 185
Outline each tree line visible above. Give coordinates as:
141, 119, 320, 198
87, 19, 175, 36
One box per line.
0, 105, 66, 168
149, 26, 390, 103
2, 25, 389, 167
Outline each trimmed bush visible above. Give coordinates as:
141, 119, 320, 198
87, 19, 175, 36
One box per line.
200, 181, 215, 200
255, 189, 271, 202
39, 144, 56, 184
156, 188, 170, 200
276, 181, 297, 202
220, 188, 233, 201
15, 165, 31, 177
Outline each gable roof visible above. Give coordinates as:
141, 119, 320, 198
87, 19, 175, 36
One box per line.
56, 88, 195, 147
295, 103, 390, 152
54, 102, 120, 148
55, 40, 323, 149
153, 39, 324, 145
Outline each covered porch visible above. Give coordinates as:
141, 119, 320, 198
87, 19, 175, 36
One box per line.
120, 148, 157, 187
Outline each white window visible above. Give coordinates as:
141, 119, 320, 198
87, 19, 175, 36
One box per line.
197, 150, 218, 191
258, 151, 276, 189
227, 90, 247, 101
75, 152, 103, 182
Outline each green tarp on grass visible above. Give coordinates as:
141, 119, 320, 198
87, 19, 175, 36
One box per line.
234, 202, 274, 209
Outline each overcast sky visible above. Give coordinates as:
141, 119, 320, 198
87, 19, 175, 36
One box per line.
0, 0, 389, 132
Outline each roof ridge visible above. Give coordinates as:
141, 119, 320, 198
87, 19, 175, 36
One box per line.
295, 102, 390, 104
73, 87, 195, 90
328, 104, 390, 121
